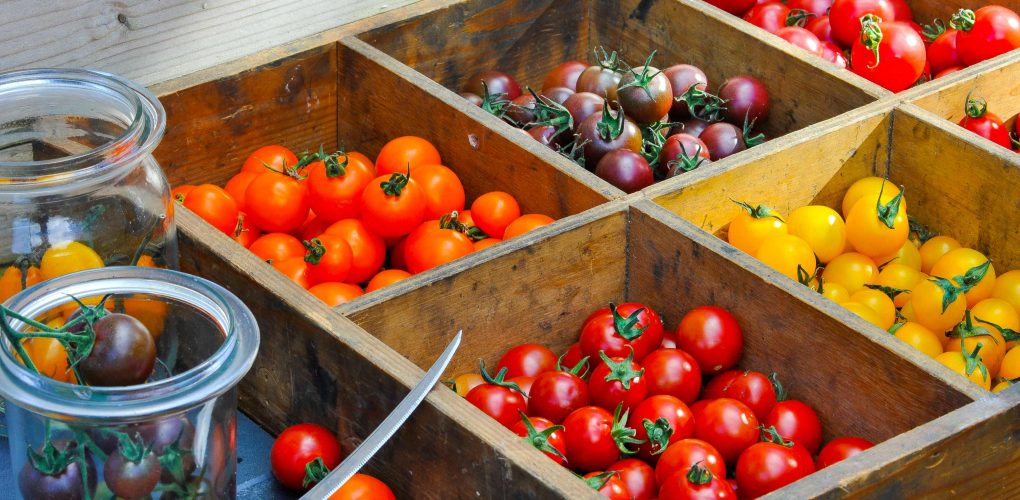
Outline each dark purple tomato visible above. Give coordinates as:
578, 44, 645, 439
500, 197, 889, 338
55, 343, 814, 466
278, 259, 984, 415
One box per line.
576, 65, 622, 101
463, 70, 522, 100
575, 105, 644, 168
79, 313, 156, 386
659, 133, 711, 177
19, 440, 97, 500
664, 65, 709, 120
564, 92, 605, 128
506, 93, 538, 126
135, 415, 197, 483
673, 119, 712, 138
528, 125, 565, 149
541, 86, 575, 105
617, 63, 674, 124
105, 447, 161, 499
595, 149, 654, 193
701, 123, 747, 160
543, 60, 588, 91
718, 76, 770, 125
460, 92, 483, 107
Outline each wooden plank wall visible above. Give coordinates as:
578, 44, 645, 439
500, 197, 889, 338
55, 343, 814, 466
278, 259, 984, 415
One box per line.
0, 0, 415, 86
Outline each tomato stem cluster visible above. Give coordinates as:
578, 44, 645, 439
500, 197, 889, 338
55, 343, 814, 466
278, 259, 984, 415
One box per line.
517, 411, 567, 461
859, 14, 885, 69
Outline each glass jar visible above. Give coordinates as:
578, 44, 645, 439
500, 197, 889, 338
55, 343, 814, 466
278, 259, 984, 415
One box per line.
0, 266, 259, 499
0, 68, 177, 305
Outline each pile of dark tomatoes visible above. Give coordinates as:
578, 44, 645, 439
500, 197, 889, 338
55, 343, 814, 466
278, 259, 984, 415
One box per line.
459, 50, 772, 193
451, 303, 875, 499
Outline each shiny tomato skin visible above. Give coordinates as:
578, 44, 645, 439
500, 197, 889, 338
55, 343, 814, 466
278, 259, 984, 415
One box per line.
694, 398, 760, 465
676, 306, 744, 375
245, 172, 310, 233
829, 0, 896, 48
642, 348, 702, 404
776, 26, 824, 55
927, 29, 962, 76
788, 0, 833, 18
305, 152, 375, 223
850, 21, 927, 93
270, 423, 342, 491
628, 395, 695, 462
511, 416, 568, 466
743, 2, 791, 34
956, 6, 1020, 66
579, 303, 665, 363
658, 465, 736, 500
960, 109, 1012, 149
654, 438, 726, 486
702, 369, 777, 421
250, 233, 305, 263
330, 474, 396, 500
529, 369, 591, 424
308, 282, 363, 307
562, 406, 621, 472
360, 173, 427, 238
224, 172, 258, 212
704, 0, 756, 16
304, 233, 353, 285
543, 60, 588, 91
183, 184, 239, 235
242, 145, 299, 174
231, 212, 262, 248
403, 227, 474, 274
466, 383, 528, 429
583, 471, 629, 500
816, 436, 875, 469
374, 136, 442, 176
273, 257, 312, 289
765, 400, 823, 454
471, 191, 521, 239
561, 342, 590, 377
365, 269, 411, 292
608, 459, 657, 500
735, 441, 815, 498
413, 164, 466, 220
496, 343, 558, 379
589, 354, 648, 411
323, 219, 387, 284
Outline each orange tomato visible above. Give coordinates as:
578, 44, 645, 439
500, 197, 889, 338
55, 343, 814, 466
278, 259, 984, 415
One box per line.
182, 184, 239, 235
231, 212, 262, 249
843, 301, 886, 329
471, 192, 521, 240
299, 216, 332, 241
911, 278, 967, 333
413, 164, 466, 220
893, 322, 943, 359
936, 348, 991, 390
304, 234, 353, 285
787, 205, 845, 263
308, 282, 364, 307
755, 234, 816, 281
306, 152, 376, 223
241, 145, 299, 174
821, 253, 879, 295
328, 473, 395, 500
999, 346, 1020, 381
450, 373, 485, 398
727, 202, 788, 257
324, 219, 386, 284
249, 233, 305, 264
18, 336, 77, 383
971, 298, 1020, 349
375, 136, 442, 176
930, 248, 996, 307
224, 172, 258, 212
245, 172, 310, 233
844, 186, 908, 259
992, 270, 1020, 314
272, 257, 312, 289
919, 236, 961, 274
1, 265, 41, 303
503, 214, 555, 240
360, 173, 427, 238
850, 289, 896, 330
875, 239, 922, 270
404, 228, 474, 274
40, 241, 104, 281
389, 237, 409, 271
171, 184, 195, 203
841, 177, 902, 218
458, 210, 476, 228
474, 238, 502, 252
877, 263, 924, 308
366, 269, 412, 292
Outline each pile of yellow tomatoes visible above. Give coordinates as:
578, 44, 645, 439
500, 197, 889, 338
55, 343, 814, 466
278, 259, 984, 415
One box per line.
728, 177, 1019, 391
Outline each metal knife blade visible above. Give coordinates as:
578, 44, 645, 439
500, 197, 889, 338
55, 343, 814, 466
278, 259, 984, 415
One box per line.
300, 330, 462, 499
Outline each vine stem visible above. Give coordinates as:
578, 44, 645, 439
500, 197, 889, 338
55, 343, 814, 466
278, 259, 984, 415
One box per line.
0, 308, 39, 373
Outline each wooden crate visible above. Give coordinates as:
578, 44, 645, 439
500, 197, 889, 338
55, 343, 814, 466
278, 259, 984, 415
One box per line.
141, 0, 1020, 497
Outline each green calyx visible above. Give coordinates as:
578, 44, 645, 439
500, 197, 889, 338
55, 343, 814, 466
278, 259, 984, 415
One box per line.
303, 457, 331, 488
583, 471, 619, 491
952, 260, 992, 292
158, 430, 193, 485
640, 120, 674, 165
686, 462, 714, 485
873, 181, 905, 229
786, 9, 815, 27
732, 200, 784, 222
115, 432, 154, 464
610, 404, 646, 455
948, 310, 997, 344
440, 211, 488, 241
975, 316, 1020, 343
297, 145, 348, 178
479, 81, 512, 119
27, 440, 79, 477
610, 303, 650, 341
770, 372, 788, 402
950, 9, 976, 32
642, 417, 674, 456
860, 14, 885, 69
961, 341, 989, 383
743, 113, 766, 147
302, 238, 326, 265
908, 216, 936, 244
865, 283, 909, 300
558, 135, 589, 170
965, 92, 989, 119
596, 101, 627, 142
797, 264, 814, 287
617, 52, 664, 101
525, 88, 574, 135
922, 18, 947, 42
518, 411, 567, 461
478, 360, 527, 396
591, 46, 625, 73
929, 276, 964, 313
599, 349, 644, 390
677, 84, 728, 122
760, 425, 794, 447
556, 352, 590, 376
380, 169, 411, 196
666, 143, 708, 175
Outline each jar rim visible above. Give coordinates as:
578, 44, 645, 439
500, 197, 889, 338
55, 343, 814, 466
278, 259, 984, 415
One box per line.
0, 267, 259, 422
0, 68, 166, 186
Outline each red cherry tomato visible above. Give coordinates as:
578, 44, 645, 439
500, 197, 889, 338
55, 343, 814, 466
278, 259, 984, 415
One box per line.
560, 342, 591, 378
305, 151, 375, 223
563, 406, 632, 472
224, 172, 257, 212
829, 0, 895, 48
303, 234, 353, 285
465, 366, 529, 429
374, 136, 442, 176
959, 95, 1012, 149
360, 172, 427, 238
821, 41, 850, 68
582, 471, 629, 500
776, 26, 824, 55
242, 145, 299, 175
926, 29, 962, 76
323, 219, 386, 284
529, 362, 591, 424
816, 436, 875, 469
270, 423, 341, 491
580, 303, 665, 363
787, 0, 833, 18
412, 164, 466, 221
496, 343, 558, 379
765, 400, 823, 454
607, 459, 657, 500
641, 348, 702, 404
953, 6, 1020, 66
231, 212, 262, 248
182, 184, 239, 235
807, 15, 835, 43
658, 462, 736, 500
654, 438, 726, 486
743, 2, 791, 34
589, 351, 648, 411
702, 369, 778, 421
470, 192, 521, 239
694, 398, 760, 465
330, 474, 395, 500
850, 18, 927, 93
627, 395, 694, 463
735, 435, 816, 498
511, 414, 568, 466
245, 171, 310, 233
704, 0, 756, 16
675, 306, 743, 375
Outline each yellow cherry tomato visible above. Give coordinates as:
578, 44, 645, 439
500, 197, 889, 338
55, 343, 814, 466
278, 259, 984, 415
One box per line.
786, 205, 846, 263
450, 373, 484, 397
15, 318, 77, 384
845, 187, 909, 260
820, 281, 851, 304
930, 248, 996, 308
919, 236, 961, 274
0, 265, 42, 303
40, 241, 104, 281
841, 177, 902, 218
936, 350, 991, 390
728, 202, 787, 256
893, 322, 943, 359
911, 278, 967, 333
999, 346, 1020, 381
875, 239, 922, 271
992, 380, 1014, 393
901, 299, 917, 321
821, 252, 879, 294
121, 255, 167, 339
755, 234, 816, 282
877, 263, 925, 308
843, 301, 886, 328
992, 270, 1020, 315
945, 323, 1006, 379
850, 289, 896, 330
971, 297, 1020, 348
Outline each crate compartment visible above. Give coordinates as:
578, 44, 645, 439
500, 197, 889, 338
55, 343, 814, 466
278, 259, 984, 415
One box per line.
343, 199, 975, 496
356, 0, 877, 193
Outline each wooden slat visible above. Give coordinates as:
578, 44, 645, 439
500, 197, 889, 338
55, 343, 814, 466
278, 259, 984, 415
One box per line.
0, 0, 415, 87
906, 0, 1020, 26
907, 50, 1020, 124
176, 208, 596, 499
